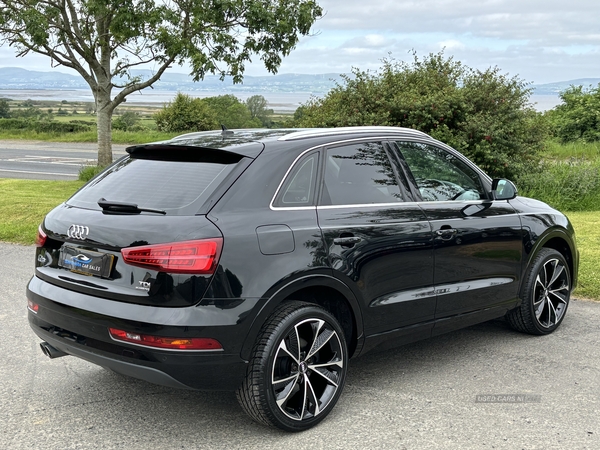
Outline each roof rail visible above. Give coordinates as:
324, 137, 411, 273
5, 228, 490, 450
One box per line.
278, 126, 429, 141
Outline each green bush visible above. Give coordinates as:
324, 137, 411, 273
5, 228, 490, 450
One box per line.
0, 118, 29, 129
36, 121, 92, 133
296, 52, 548, 180
0, 98, 10, 118
0, 117, 92, 133
78, 165, 106, 182
113, 111, 141, 131
547, 84, 600, 143
517, 159, 600, 211
203, 95, 262, 129
154, 93, 218, 132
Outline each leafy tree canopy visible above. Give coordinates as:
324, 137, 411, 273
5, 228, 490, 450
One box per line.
0, 0, 323, 165
204, 94, 261, 128
154, 93, 262, 132
296, 52, 548, 180
546, 84, 600, 143
245, 94, 272, 126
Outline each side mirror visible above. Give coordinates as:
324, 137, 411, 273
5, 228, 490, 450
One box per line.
491, 179, 518, 200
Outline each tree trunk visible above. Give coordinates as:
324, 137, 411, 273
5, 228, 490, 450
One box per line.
96, 91, 113, 167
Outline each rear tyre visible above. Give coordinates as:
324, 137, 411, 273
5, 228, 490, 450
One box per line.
236, 301, 348, 431
506, 248, 571, 335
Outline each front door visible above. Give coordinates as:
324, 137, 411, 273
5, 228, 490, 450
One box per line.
393, 141, 523, 334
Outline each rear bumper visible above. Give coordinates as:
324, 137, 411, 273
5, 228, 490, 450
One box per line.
26, 276, 252, 391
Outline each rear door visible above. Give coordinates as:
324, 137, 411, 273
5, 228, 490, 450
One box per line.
392, 141, 523, 334
316, 140, 435, 339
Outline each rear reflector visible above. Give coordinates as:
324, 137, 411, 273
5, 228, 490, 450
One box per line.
121, 238, 223, 274
27, 299, 39, 313
108, 328, 222, 351
35, 226, 47, 247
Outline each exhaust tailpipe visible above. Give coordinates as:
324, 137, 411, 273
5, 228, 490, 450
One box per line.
40, 342, 68, 359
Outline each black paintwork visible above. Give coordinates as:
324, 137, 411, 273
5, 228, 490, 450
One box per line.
27, 127, 579, 391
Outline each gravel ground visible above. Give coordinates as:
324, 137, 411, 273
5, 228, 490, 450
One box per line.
1, 242, 599, 449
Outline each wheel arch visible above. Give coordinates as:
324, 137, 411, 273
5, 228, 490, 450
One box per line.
240, 275, 364, 361
524, 228, 577, 291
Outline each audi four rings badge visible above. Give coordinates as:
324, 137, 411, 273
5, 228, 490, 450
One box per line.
67, 224, 89, 240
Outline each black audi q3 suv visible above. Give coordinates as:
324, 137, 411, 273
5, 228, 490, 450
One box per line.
27, 127, 578, 431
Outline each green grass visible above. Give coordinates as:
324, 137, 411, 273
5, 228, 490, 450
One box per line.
567, 211, 600, 300
51, 115, 96, 123
0, 179, 84, 244
517, 158, 600, 211
543, 140, 600, 160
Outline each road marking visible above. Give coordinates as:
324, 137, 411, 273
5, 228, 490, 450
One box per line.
2, 156, 95, 166
0, 168, 77, 177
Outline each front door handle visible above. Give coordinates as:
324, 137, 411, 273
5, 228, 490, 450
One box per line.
436, 228, 457, 240
333, 236, 362, 247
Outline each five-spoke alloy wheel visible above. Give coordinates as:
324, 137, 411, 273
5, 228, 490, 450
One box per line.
507, 248, 572, 335
237, 301, 348, 431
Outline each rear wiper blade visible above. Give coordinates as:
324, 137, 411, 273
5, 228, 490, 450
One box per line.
97, 198, 166, 215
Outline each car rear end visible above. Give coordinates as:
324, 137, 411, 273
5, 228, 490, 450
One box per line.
26, 135, 264, 390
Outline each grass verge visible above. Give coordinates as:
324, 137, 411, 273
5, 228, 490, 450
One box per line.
567, 211, 600, 300
517, 158, 600, 211
543, 140, 600, 160
0, 129, 179, 144
0, 179, 84, 244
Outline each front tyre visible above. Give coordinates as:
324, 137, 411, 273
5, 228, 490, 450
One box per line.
236, 301, 348, 431
507, 248, 572, 335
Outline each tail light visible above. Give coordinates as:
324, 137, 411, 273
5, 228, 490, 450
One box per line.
108, 328, 222, 351
35, 225, 47, 247
121, 238, 222, 274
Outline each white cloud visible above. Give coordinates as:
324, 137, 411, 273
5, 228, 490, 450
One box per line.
438, 39, 466, 51
0, 0, 598, 84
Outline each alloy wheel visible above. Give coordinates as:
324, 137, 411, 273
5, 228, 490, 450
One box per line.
271, 318, 344, 421
533, 258, 570, 328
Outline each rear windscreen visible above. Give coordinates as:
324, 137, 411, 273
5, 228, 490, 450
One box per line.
67, 157, 237, 215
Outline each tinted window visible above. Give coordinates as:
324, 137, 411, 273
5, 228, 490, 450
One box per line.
396, 142, 485, 202
67, 157, 236, 215
276, 153, 318, 206
321, 142, 403, 206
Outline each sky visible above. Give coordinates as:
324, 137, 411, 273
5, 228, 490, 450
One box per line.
0, 0, 598, 85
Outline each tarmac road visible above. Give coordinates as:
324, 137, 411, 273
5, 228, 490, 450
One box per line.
1, 242, 599, 449
0, 141, 128, 180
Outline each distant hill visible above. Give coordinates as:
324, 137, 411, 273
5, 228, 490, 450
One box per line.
0, 67, 344, 94
0, 66, 597, 101
532, 79, 600, 95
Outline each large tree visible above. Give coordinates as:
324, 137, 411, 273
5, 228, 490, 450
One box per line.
0, 0, 322, 165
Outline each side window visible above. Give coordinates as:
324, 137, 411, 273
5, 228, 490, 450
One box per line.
396, 142, 485, 202
320, 142, 403, 206
275, 153, 318, 206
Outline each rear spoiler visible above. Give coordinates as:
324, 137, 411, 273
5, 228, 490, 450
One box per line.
125, 144, 247, 163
